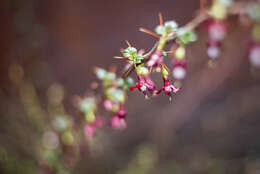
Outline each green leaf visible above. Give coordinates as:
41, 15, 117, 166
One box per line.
135, 55, 144, 64
123, 47, 137, 58
125, 77, 135, 87
177, 28, 197, 44
164, 21, 178, 32
155, 25, 165, 35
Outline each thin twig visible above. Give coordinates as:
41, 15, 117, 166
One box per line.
121, 1, 252, 78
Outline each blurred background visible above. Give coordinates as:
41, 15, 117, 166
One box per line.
1, 0, 260, 173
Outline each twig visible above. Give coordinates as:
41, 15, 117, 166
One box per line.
121, 1, 252, 78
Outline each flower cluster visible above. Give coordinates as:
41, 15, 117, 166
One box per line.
248, 3, 260, 67
74, 0, 260, 137
204, 0, 231, 61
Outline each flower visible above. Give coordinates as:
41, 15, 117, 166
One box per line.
111, 116, 127, 129
147, 51, 164, 67
84, 117, 104, 138
156, 76, 180, 95
129, 75, 156, 96
157, 65, 180, 98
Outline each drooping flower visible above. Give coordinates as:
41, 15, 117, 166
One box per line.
249, 42, 260, 67
129, 75, 156, 96
111, 115, 127, 129
84, 116, 104, 138
157, 65, 180, 98
172, 59, 187, 80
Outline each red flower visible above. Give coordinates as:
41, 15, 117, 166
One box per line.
129, 75, 156, 96
157, 76, 179, 96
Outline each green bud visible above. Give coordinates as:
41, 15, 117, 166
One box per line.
61, 130, 74, 145
85, 112, 95, 123
136, 66, 149, 75
175, 46, 186, 59
96, 68, 106, 80
161, 64, 169, 77
209, 1, 228, 20
79, 98, 96, 114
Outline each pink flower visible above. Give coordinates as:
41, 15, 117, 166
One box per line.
103, 99, 113, 110
157, 76, 179, 96
84, 116, 104, 138
129, 75, 156, 96
111, 116, 127, 129
117, 105, 126, 118
204, 19, 227, 41
84, 124, 96, 138
147, 51, 163, 67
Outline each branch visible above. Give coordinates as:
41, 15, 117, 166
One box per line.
121, 1, 249, 78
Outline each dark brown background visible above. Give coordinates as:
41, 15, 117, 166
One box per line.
1, 0, 260, 173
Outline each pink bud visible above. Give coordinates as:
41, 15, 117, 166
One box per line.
103, 100, 113, 110
111, 116, 127, 129
84, 124, 96, 137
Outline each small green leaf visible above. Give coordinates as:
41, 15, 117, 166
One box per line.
123, 47, 137, 58
155, 25, 165, 35
164, 21, 178, 32
135, 55, 144, 64
125, 77, 135, 87
177, 28, 197, 44
96, 68, 107, 80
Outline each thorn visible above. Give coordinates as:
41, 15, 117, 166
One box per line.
139, 28, 160, 39
113, 56, 129, 60
159, 12, 163, 26
125, 40, 131, 47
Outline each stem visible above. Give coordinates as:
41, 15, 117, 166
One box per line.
121, 1, 252, 78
